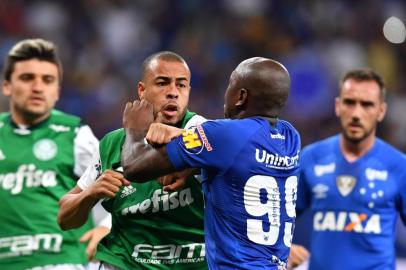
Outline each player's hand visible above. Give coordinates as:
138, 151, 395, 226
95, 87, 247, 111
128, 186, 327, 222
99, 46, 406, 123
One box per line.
158, 169, 193, 192
146, 123, 184, 146
123, 100, 154, 135
80, 226, 110, 261
288, 244, 310, 270
87, 170, 131, 199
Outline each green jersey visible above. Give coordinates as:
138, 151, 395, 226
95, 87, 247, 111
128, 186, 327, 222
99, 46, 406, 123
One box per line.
78, 111, 207, 270
0, 110, 99, 270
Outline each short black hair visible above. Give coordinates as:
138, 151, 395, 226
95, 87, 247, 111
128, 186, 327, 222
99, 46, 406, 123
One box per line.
339, 68, 386, 101
140, 51, 188, 81
2, 38, 63, 84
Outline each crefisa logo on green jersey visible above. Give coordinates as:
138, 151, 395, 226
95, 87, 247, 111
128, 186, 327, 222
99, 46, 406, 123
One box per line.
0, 164, 57, 194
121, 188, 194, 215
33, 139, 58, 161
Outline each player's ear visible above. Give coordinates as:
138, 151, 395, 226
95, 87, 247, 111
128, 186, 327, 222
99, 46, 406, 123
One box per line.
2, 80, 11, 96
334, 97, 341, 117
56, 85, 61, 102
138, 81, 146, 99
235, 88, 248, 107
377, 101, 387, 122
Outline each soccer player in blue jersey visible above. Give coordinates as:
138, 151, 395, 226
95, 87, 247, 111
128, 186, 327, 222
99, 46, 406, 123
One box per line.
120, 57, 301, 269
291, 68, 406, 270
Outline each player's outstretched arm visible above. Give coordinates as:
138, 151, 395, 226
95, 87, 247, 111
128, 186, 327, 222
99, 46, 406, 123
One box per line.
57, 170, 130, 230
146, 122, 185, 146
122, 100, 177, 182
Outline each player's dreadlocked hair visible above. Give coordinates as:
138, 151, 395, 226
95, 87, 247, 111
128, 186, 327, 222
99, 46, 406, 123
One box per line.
2, 38, 63, 84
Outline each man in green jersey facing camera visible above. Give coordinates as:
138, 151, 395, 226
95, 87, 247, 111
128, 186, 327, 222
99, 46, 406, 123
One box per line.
0, 39, 107, 270
58, 51, 207, 270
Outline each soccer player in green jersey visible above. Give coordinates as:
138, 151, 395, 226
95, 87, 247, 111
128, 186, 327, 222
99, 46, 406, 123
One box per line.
58, 51, 207, 270
0, 38, 109, 270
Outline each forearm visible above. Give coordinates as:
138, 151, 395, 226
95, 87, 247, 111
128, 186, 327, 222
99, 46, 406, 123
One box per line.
122, 135, 161, 182
122, 129, 150, 181
58, 189, 99, 230
122, 131, 175, 182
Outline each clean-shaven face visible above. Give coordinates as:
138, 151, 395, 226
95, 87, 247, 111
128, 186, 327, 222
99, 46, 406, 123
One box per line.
2, 59, 60, 124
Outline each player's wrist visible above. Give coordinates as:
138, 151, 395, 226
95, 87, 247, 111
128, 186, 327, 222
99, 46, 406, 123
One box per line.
82, 187, 101, 205
125, 127, 148, 143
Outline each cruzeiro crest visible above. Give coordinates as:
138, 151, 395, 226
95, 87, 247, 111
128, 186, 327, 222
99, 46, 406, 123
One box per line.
33, 139, 58, 161
336, 175, 356, 197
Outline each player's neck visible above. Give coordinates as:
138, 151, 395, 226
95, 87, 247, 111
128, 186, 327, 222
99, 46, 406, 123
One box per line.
340, 133, 376, 163
261, 116, 278, 125
238, 110, 278, 125
11, 109, 50, 126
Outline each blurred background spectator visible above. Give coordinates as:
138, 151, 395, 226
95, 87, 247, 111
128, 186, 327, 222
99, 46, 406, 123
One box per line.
0, 0, 405, 264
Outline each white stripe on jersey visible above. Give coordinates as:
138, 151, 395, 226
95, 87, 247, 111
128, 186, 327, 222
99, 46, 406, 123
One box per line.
74, 125, 99, 177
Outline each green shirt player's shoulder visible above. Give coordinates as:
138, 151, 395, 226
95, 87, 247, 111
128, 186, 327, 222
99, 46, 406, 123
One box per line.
0, 112, 10, 123
0, 113, 8, 130
0, 111, 82, 129
101, 128, 125, 148
49, 109, 82, 127
99, 128, 125, 171
0, 112, 10, 118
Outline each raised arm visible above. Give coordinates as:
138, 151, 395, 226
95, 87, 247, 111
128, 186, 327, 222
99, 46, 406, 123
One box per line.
121, 100, 177, 182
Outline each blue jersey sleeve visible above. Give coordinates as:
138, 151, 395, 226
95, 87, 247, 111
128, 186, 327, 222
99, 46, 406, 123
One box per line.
396, 169, 406, 225
166, 119, 256, 172
296, 146, 312, 215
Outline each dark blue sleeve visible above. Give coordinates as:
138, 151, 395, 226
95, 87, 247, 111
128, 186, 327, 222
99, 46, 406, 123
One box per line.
396, 160, 406, 225
296, 147, 312, 215
166, 119, 254, 172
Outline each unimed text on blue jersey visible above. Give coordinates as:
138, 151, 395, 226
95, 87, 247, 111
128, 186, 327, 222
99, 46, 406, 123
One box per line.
166, 117, 301, 270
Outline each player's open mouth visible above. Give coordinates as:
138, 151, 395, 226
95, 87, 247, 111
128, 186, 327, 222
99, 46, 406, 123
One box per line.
162, 104, 178, 117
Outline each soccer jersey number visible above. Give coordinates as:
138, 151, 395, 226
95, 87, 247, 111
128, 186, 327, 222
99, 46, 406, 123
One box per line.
243, 175, 297, 246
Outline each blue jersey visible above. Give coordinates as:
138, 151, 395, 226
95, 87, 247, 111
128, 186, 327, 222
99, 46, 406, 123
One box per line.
297, 135, 406, 270
166, 117, 301, 269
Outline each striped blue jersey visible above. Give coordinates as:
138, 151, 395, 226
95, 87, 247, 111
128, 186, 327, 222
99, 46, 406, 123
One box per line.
166, 117, 301, 269
297, 135, 406, 270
